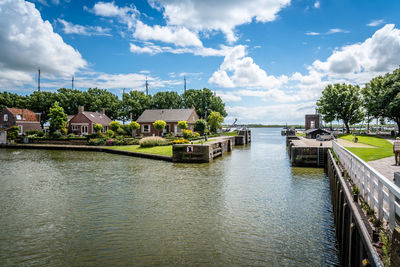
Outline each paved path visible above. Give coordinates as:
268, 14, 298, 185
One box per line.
368, 156, 399, 182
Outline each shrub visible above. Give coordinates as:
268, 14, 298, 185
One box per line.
183, 129, 193, 139
194, 119, 207, 135
51, 131, 62, 139
106, 129, 114, 138
67, 133, 76, 138
7, 126, 20, 140
129, 121, 140, 131
94, 124, 103, 133
110, 121, 121, 131
177, 120, 188, 130
153, 120, 166, 134
60, 128, 68, 135
192, 132, 200, 139
106, 139, 113, 146
172, 139, 189, 144
139, 136, 167, 147
25, 129, 43, 136
87, 138, 106, 146
208, 111, 223, 133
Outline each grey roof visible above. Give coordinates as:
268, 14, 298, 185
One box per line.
82, 111, 112, 125
137, 109, 195, 122
304, 128, 330, 134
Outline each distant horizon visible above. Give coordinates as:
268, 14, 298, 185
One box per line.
1, 0, 400, 124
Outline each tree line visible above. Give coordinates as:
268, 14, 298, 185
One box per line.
0, 87, 227, 128
317, 67, 400, 133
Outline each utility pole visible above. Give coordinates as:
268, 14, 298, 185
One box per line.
145, 77, 149, 96
38, 68, 41, 92
122, 88, 125, 125
72, 75, 74, 90
184, 76, 186, 93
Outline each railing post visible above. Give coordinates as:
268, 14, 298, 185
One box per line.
378, 180, 384, 221
389, 191, 396, 231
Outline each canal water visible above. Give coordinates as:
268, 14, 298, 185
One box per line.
0, 128, 339, 266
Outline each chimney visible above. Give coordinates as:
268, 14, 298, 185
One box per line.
78, 106, 84, 113
99, 108, 105, 115
21, 110, 25, 120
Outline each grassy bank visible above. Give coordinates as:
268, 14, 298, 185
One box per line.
339, 134, 393, 161
110, 145, 173, 157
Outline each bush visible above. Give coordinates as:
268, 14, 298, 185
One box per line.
192, 132, 200, 139
7, 126, 20, 140
153, 120, 166, 134
116, 127, 126, 136
106, 129, 114, 138
183, 129, 193, 139
94, 124, 103, 133
51, 131, 62, 139
194, 119, 207, 135
110, 121, 121, 131
177, 120, 188, 130
139, 136, 167, 147
67, 133, 76, 138
87, 138, 106, 146
60, 128, 68, 135
129, 121, 140, 131
172, 139, 189, 144
25, 129, 43, 136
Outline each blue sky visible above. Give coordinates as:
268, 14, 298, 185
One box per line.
1, 0, 400, 124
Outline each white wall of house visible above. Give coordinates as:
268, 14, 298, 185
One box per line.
0, 131, 7, 144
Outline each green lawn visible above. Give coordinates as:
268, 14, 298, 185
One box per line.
109, 145, 173, 157
296, 132, 306, 137
339, 134, 393, 161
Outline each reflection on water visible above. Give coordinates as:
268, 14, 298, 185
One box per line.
0, 128, 338, 266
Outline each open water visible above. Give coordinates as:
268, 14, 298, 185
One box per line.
0, 128, 339, 266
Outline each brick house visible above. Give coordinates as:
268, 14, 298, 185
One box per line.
68, 106, 112, 135
0, 107, 41, 135
136, 108, 199, 136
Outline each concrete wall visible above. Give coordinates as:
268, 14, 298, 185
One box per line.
327, 150, 383, 267
29, 139, 88, 145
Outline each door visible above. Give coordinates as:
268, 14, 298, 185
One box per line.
82, 125, 88, 135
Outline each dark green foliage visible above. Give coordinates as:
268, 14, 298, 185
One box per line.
25, 129, 43, 136
48, 101, 67, 134
194, 119, 207, 135
151, 91, 182, 109
317, 83, 364, 133
7, 126, 20, 140
121, 91, 151, 121
182, 88, 227, 118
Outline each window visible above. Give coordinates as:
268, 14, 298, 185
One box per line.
3, 114, 8, 121
16, 114, 21, 120
72, 125, 78, 131
18, 125, 23, 135
142, 124, 150, 133
82, 125, 88, 135
310, 120, 315, 129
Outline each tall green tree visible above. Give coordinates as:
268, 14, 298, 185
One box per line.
381, 68, 400, 132
317, 83, 364, 133
207, 111, 224, 133
27, 91, 58, 128
362, 76, 385, 132
0, 91, 28, 110
48, 101, 67, 133
56, 88, 87, 115
122, 91, 151, 121
85, 88, 122, 120
182, 88, 227, 118
151, 91, 182, 109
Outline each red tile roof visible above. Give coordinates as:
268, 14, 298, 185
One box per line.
6, 108, 39, 122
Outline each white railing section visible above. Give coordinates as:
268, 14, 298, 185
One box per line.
332, 141, 400, 231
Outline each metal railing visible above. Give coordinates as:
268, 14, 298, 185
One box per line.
332, 141, 400, 230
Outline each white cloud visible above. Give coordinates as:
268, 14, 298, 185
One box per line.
58, 19, 111, 36
0, 0, 86, 88
148, 0, 291, 43
312, 24, 400, 82
92, 1, 138, 28
314, 1, 320, 8
216, 91, 242, 102
305, 31, 320, 36
129, 42, 233, 56
133, 21, 202, 47
367, 19, 385, 27
327, 28, 350, 34
209, 45, 288, 88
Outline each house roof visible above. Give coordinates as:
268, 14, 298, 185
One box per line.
137, 108, 196, 122
6, 107, 39, 122
304, 128, 330, 134
81, 111, 112, 125
67, 115, 74, 122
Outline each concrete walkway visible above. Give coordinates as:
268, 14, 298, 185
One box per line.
368, 156, 399, 182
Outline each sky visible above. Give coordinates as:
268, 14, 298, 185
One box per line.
1, 0, 400, 124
